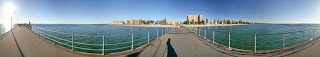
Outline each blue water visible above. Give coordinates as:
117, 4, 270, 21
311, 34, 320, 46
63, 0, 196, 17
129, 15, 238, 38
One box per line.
193, 24, 320, 50
32, 24, 320, 54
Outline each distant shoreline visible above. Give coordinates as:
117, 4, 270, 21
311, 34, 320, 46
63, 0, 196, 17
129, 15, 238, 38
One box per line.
101, 24, 248, 27
184, 24, 248, 27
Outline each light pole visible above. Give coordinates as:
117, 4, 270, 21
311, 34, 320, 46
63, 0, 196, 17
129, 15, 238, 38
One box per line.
11, 11, 12, 30
11, 10, 15, 31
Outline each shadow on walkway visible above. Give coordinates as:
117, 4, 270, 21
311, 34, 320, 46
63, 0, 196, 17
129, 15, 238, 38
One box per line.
11, 31, 25, 57
127, 46, 145, 57
167, 38, 177, 57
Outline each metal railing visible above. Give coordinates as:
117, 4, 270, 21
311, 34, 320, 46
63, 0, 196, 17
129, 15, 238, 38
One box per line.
187, 27, 319, 52
31, 26, 173, 55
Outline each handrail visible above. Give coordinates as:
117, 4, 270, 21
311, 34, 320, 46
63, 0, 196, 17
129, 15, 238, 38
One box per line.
188, 27, 319, 51
205, 29, 315, 35
31, 26, 173, 55
32, 26, 165, 37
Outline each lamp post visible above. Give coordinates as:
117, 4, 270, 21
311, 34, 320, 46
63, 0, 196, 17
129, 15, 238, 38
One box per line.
11, 10, 15, 31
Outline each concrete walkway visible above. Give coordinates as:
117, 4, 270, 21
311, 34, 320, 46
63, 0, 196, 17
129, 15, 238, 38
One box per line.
0, 26, 85, 57
123, 27, 231, 57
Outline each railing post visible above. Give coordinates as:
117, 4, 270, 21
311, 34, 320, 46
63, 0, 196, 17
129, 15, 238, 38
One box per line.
213, 31, 215, 42
131, 34, 134, 50
199, 28, 200, 35
102, 36, 105, 55
303, 31, 305, 42
193, 27, 195, 32
54, 32, 56, 44
165, 28, 166, 34
254, 34, 257, 52
195, 28, 197, 34
228, 32, 231, 49
148, 31, 149, 44
283, 33, 285, 49
168, 27, 169, 32
205, 29, 206, 38
72, 34, 74, 52
195, 27, 196, 33
162, 29, 163, 36
166, 28, 168, 33
196, 28, 198, 34
157, 30, 159, 39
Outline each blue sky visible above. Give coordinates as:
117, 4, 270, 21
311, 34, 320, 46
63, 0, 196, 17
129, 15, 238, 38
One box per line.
1, 0, 320, 24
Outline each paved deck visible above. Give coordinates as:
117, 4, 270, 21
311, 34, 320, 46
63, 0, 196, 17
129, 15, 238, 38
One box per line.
122, 27, 231, 57
0, 26, 85, 57
1, 26, 320, 57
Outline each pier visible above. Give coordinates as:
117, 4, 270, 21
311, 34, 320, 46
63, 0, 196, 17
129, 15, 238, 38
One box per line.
0, 26, 320, 57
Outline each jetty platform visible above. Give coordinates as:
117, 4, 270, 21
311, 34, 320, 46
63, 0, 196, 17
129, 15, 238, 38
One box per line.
1, 26, 320, 57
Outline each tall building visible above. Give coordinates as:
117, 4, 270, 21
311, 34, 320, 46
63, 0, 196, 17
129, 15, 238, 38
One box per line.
166, 20, 176, 25
112, 21, 125, 24
126, 20, 134, 25
126, 20, 143, 25
187, 15, 203, 24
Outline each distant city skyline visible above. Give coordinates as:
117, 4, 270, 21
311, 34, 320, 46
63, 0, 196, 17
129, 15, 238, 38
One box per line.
1, 0, 320, 24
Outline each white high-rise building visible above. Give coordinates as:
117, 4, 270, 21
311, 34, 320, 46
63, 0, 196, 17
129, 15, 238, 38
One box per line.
187, 15, 203, 24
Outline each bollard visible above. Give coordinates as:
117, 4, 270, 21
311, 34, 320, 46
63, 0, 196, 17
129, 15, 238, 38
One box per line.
72, 34, 74, 52
148, 31, 149, 44
283, 33, 285, 49
213, 31, 215, 42
131, 34, 134, 50
254, 34, 257, 52
157, 30, 159, 39
228, 32, 230, 49
102, 36, 105, 55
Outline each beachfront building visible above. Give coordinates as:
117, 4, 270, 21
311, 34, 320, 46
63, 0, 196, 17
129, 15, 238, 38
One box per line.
112, 21, 125, 24
133, 20, 143, 25
227, 20, 232, 24
166, 20, 176, 25
126, 20, 134, 25
187, 15, 203, 24
126, 20, 143, 25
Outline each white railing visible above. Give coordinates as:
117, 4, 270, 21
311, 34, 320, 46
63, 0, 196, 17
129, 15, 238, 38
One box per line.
187, 27, 319, 52
31, 26, 173, 55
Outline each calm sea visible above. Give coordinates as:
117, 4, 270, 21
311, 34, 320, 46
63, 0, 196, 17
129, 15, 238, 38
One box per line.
32, 24, 320, 54
195, 24, 320, 50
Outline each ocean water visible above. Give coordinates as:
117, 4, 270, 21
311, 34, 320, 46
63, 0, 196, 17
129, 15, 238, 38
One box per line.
32, 24, 320, 54
193, 24, 320, 50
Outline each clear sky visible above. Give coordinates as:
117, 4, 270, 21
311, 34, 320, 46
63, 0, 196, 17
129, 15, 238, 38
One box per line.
1, 0, 320, 24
